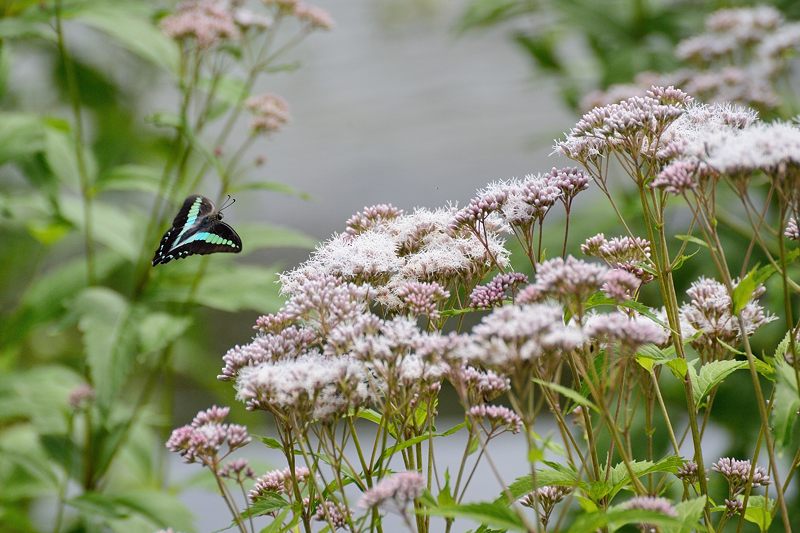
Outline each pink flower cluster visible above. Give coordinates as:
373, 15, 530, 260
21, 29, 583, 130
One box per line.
165, 406, 250, 464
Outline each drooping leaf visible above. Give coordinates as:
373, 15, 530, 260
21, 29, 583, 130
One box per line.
43, 120, 97, 189
73, 4, 179, 72
67, 492, 129, 520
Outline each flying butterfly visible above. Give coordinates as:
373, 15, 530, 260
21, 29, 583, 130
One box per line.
152, 194, 242, 266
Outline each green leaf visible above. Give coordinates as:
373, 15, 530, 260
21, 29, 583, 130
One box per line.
43, 120, 97, 189
380, 423, 465, 463
61, 198, 141, 261
137, 312, 191, 354
39, 434, 80, 476
567, 507, 680, 533
532, 378, 598, 412
771, 356, 800, 449
422, 501, 528, 532
667, 496, 706, 533
0, 112, 45, 164
242, 492, 290, 518
732, 266, 773, 314
74, 287, 138, 410
690, 360, 748, 406
236, 223, 317, 254
94, 164, 163, 194
67, 492, 129, 520
73, 4, 179, 72
111, 490, 196, 532
148, 265, 283, 313
501, 465, 581, 503
258, 508, 292, 532
603, 456, 683, 499
258, 436, 284, 450
438, 470, 456, 507
229, 180, 310, 199
1, 251, 124, 347
674, 234, 709, 248
740, 495, 773, 532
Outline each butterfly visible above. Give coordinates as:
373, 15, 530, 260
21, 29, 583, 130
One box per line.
152, 194, 242, 266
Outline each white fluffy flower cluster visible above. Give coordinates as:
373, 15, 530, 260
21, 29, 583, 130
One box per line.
280, 207, 508, 309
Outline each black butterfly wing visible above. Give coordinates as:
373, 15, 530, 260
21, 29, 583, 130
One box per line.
167, 220, 243, 260
152, 195, 216, 266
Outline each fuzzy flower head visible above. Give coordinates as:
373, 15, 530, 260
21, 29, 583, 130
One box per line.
449, 365, 510, 404
623, 496, 678, 532
219, 325, 317, 381
676, 461, 699, 484
281, 271, 370, 331
470, 272, 527, 309
161, 0, 240, 48
785, 217, 799, 241
555, 87, 691, 164
546, 166, 590, 206
249, 467, 311, 502
359, 472, 425, 513
518, 256, 609, 307
602, 269, 641, 301
585, 312, 670, 352
520, 486, 571, 527
68, 384, 95, 410
395, 281, 449, 319
681, 277, 775, 359
293, 2, 334, 30
460, 303, 586, 372
450, 190, 507, 233
345, 204, 404, 237
314, 500, 349, 529
468, 404, 522, 434
166, 405, 250, 464
582, 234, 652, 282
246, 93, 290, 134
235, 353, 376, 421
712, 457, 770, 495
219, 458, 255, 481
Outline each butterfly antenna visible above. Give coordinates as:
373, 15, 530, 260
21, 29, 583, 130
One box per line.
220, 195, 236, 211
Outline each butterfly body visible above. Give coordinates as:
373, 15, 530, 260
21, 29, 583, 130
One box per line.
152, 195, 242, 266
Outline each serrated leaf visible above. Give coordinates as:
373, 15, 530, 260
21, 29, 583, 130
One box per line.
690, 360, 747, 406
74, 287, 138, 410
771, 357, 800, 449
567, 507, 680, 533
532, 378, 598, 412
242, 492, 290, 518
667, 496, 706, 533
